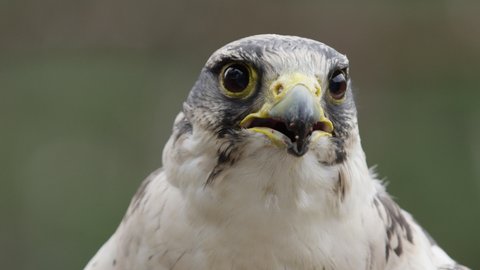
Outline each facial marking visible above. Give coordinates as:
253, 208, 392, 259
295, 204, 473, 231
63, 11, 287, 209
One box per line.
184, 34, 356, 161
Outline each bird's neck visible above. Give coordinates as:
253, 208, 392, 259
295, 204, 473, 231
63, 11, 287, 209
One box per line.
163, 128, 378, 233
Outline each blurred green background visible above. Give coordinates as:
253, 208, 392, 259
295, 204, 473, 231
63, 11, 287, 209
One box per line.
1, 1, 479, 269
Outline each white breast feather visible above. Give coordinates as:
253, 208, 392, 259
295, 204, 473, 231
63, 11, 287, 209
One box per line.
84, 119, 462, 270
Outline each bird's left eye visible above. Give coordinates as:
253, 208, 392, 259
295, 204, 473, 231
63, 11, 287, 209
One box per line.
328, 69, 348, 101
220, 63, 257, 98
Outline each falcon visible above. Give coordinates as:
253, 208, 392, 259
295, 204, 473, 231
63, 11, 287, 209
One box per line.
85, 34, 469, 270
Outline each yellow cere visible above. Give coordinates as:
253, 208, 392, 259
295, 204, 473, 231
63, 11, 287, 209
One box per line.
270, 72, 322, 101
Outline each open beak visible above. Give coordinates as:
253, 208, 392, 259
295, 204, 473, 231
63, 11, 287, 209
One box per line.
240, 73, 333, 156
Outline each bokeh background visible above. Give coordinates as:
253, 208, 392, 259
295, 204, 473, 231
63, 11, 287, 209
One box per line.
1, 1, 479, 269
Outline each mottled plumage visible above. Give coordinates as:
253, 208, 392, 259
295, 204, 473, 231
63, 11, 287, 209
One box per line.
85, 35, 469, 270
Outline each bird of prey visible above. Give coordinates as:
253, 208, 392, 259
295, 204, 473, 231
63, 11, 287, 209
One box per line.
85, 34, 469, 270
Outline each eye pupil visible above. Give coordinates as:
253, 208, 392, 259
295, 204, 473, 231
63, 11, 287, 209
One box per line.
223, 64, 250, 93
329, 70, 347, 100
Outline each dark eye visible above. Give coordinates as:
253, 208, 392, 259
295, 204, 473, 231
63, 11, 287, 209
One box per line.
329, 69, 347, 100
222, 63, 250, 93
219, 63, 257, 98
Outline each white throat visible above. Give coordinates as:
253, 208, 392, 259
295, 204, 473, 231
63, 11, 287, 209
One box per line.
163, 118, 377, 233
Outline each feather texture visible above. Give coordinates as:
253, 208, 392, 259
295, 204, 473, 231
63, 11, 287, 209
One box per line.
85, 35, 469, 270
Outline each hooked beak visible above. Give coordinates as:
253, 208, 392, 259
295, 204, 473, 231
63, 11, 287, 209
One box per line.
240, 73, 333, 156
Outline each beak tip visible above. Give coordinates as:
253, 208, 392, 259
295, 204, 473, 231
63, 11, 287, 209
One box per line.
287, 138, 309, 157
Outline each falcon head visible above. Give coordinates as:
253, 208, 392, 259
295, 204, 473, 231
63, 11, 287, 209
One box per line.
178, 34, 356, 158
166, 34, 361, 192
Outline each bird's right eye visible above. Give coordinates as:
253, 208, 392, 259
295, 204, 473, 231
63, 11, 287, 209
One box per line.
220, 63, 257, 98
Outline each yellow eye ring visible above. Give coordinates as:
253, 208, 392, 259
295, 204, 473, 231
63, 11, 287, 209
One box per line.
219, 62, 257, 98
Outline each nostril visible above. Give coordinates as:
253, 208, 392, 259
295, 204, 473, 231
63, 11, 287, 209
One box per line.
272, 83, 284, 95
